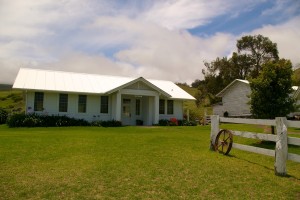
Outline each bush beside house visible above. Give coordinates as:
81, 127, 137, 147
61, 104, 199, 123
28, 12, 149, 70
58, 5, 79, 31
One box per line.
0, 108, 8, 124
6, 113, 122, 128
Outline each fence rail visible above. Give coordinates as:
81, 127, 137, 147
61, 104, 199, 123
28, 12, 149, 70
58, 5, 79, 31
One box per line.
210, 115, 300, 176
219, 117, 275, 126
232, 131, 277, 142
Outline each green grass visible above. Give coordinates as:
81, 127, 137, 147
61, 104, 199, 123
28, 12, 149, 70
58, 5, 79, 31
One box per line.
0, 125, 299, 199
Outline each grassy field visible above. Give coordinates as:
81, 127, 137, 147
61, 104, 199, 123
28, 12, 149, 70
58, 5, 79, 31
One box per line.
0, 125, 300, 199
0, 90, 24, 113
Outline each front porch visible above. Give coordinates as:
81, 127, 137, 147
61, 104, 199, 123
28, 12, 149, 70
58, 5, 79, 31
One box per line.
111, 89, 160, 126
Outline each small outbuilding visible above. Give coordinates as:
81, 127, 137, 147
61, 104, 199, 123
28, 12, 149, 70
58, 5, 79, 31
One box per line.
212, 79, 251, 117
13, 68, 195, 125
213, 79, 300, 118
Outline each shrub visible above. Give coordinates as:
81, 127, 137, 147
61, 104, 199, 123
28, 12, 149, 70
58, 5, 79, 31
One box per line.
0, 108, 8, 124
100, 120, 122, 127
178, 119, 197, 126
169, 121, 177, 126
136, 119, 143, 126
170, 118, 178, 126
6, 113, 26, 127
158, 119, 170, 126
187, 121, 197, 126
158, 119, 198, 126
178, 119, 188, 126
22, 116, 42, 127
7, 113, 90, 128
91, 121, 102, 127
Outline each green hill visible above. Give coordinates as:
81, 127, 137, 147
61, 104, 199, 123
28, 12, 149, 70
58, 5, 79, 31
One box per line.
177, 84, 212, 123
0, 84, 12, 90
0, 89, 24, 113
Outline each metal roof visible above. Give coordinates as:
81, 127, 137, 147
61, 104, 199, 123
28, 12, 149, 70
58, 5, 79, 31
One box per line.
216, 79, 249, 97
216, 78, 299, 98
13, 68, 195, 100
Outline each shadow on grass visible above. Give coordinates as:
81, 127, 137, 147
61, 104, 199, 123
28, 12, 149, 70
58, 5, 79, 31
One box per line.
252, 141, 275, 149
226, 149, 300, 181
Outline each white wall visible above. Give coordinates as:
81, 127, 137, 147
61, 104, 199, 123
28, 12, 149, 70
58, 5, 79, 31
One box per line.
213, 82, 251, 117
159, 99, 183, 120
212, 104, 223, 116
26, 91, 111, 122
26, 91, 186, 124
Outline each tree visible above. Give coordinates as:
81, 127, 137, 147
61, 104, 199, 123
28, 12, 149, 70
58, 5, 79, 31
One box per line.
202, 54, 253, 95
292, 64, 300, 86
197, 34, 280, 108
237, 34, 279, 78
202, 57, 234, 94
250, 59, 295, 133
230, 52, 253, 79
191, 79, 202, 88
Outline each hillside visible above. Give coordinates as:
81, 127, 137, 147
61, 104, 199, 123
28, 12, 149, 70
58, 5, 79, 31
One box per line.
0, 89, 24, 113
177, 84, 212, 122
0, 84, 12, 90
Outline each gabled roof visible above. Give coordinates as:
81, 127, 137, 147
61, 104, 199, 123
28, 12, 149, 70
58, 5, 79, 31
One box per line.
292, 86, 300, 99
105, 77, 171, 98
13, 68, 195, 100
216, 79, 249, 97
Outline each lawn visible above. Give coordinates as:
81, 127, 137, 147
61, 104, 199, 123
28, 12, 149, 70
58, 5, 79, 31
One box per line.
0, 125, 300, 199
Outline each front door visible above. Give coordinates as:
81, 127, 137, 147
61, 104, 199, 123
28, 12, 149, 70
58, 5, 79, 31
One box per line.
122, 98, 132, 125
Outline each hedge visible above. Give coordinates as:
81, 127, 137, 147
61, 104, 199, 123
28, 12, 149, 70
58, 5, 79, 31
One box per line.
0, 108, 8, 124
158, 119, 197, 126
6, 113, 122, 128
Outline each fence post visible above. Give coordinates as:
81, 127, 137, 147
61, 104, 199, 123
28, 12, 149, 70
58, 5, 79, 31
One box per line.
274, 117, 288, 176
210, 115, 219, 151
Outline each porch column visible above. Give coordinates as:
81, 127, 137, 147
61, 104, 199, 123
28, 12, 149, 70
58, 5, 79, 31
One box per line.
154, 94, 159, 124
115, 91, 121, 121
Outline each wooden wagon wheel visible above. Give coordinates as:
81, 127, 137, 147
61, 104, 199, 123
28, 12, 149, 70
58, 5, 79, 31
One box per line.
214, 129, 233, 155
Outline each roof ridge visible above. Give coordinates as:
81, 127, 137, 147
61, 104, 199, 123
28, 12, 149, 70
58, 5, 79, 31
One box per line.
20, 67, 136, 80
20, 67, 172, 82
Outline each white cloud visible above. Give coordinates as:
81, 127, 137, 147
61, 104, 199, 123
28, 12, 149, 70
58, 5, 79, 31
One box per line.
142, 0, 263, 30
0, 0, 299, 85
43, 52, 137, 76
261, 0, 300, 18
84, 15, 236, 83
249, 16, 300, 66
142, 0, 225, 30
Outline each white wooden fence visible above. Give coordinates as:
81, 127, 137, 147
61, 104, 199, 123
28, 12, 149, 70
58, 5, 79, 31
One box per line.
210, 115, 300, 176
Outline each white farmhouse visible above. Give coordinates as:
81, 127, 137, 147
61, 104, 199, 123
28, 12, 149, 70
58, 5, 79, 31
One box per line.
13, 68, 195, 125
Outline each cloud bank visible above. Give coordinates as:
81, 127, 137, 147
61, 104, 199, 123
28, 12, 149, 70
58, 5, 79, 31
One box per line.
0, 0, 299, 84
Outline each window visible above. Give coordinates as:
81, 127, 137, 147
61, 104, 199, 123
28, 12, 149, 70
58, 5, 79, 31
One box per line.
100, 96, 109, 114
167, 100, 174, 115
159, 99, 165, 114
59, 93, 68, 112
78, 95, 87, 113
136, 99, 141, 115
34, 92, 44, 111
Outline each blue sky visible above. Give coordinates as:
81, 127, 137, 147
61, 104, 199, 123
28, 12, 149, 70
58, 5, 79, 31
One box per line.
0, 0, 300, 84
